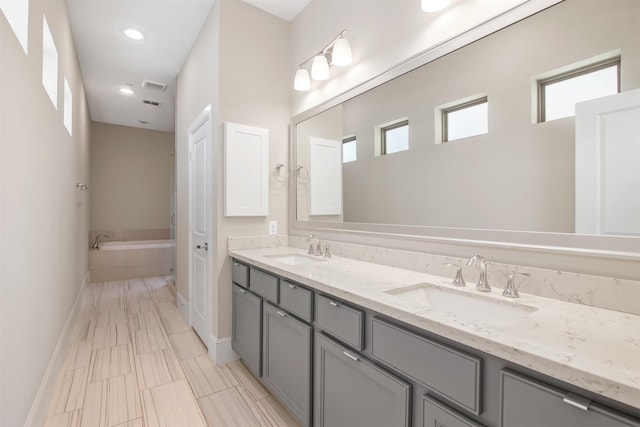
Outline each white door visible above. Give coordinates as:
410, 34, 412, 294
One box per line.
575, 89, 640, 236
189, 106, 212, 343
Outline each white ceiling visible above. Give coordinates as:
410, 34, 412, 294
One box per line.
66, 0, 311, 133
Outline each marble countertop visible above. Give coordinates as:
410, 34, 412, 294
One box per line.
229, 246, 640, 409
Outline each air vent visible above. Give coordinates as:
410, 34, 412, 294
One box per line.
140, 98, 160, 106
142, 80, 168, 92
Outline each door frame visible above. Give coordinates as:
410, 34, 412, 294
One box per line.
187, 104, 215, 346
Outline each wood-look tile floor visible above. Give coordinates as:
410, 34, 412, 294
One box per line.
44, 277, 300, 427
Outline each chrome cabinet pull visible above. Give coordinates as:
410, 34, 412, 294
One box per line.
342, 351, 359, 361
239, 289, 247, 294
288, 284, 296, 289
276, 310, 287, 318
329, 301, 339, 307
563, 393, 591, 411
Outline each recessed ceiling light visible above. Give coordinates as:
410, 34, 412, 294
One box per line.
123, 28, 145, 40
119, 87, 135, 95
421, 0, 450, 12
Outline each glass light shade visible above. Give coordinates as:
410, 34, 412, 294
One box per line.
119, 87, 134, 95
123, 28, 145, 40
421, 0, 450, 12
331, 38, 352, 67
294, 68, 311, 91
311, 54, 330, 80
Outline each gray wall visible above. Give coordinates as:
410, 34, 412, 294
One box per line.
1, 1, 92, 424
90, 122, 174, 233
339, 0, 639, 232
176, 0, 290, 339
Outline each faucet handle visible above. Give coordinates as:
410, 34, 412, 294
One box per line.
443, 263, 466, 287
323, 245, 331, 258
502, 272, 530, 298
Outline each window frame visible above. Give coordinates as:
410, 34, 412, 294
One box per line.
441, 96, 488, 142
537, 57, 620, 122
381, 120, 409, 155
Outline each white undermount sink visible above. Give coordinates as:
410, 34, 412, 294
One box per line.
265, 253, 327, 266
385, 283, 537, 328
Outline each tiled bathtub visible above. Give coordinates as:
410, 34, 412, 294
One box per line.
89, 239, 175, 282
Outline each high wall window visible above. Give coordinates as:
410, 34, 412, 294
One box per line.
380, 120, 409, 155
0, 0, 30, 54
42, 16, 59, 109
63, 77, 73, 135
538, 57, 620, 122
442, 97, 488, 142
343, 136, 357, 163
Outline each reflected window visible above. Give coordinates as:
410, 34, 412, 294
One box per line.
381, 120, 409, 155
539, 58, 619, 122
343, 136, 357, 163
443, 97, 488, 142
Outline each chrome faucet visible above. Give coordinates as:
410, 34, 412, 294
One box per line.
467, 254, 491, 292
502, 272, 530, 298
92, 233, 107, 249
306, 234, 322, 256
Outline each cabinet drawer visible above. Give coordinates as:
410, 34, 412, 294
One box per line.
500, 370, 640, 427
371, 318, 482, 415
280, 280, 313, 322
249, 268, 278, 303
423, 395, 483, 427
232, 260, 249, 288
315, 295, 364, 350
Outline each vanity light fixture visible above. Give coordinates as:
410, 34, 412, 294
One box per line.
123, 28, 145, 40
294, 30, 352, 91
119, 87, 134, 95
421, 0, 450, 13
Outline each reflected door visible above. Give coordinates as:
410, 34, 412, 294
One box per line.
575, 89, 640, 235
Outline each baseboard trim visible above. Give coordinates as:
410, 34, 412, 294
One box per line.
176, 291, 189, 323
208, 335, 238, 366
24, 273, 89, 426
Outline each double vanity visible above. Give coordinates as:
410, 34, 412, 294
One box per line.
228, 246, 640, 427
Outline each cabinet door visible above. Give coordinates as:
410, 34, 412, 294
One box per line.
315, 333, 411, 427
231, 284, 261, 377
423, 395, 483, 427
263, 303, 312, 426
500, 370, 639, 427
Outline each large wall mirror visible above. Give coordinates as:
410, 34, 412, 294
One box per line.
292, 0, 640, 252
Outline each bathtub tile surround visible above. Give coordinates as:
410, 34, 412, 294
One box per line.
228, 246, 640, 410
89, 228, 171, 246
89, 240, 175, 282
287, 236, 640, 315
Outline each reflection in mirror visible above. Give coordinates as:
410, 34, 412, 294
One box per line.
295, 0, 640, 236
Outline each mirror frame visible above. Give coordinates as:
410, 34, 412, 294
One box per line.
289, 0, 640, 260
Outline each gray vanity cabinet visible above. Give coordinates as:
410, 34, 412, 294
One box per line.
423, 396, 483, 427
315, 333, 411, 427
231, 284, 262, 377
500, 370, 640, 427
262, 302, 312, 427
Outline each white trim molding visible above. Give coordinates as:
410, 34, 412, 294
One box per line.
24, 274, 89, 426
208, 335, 238, 366
177, 291, 190, 323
